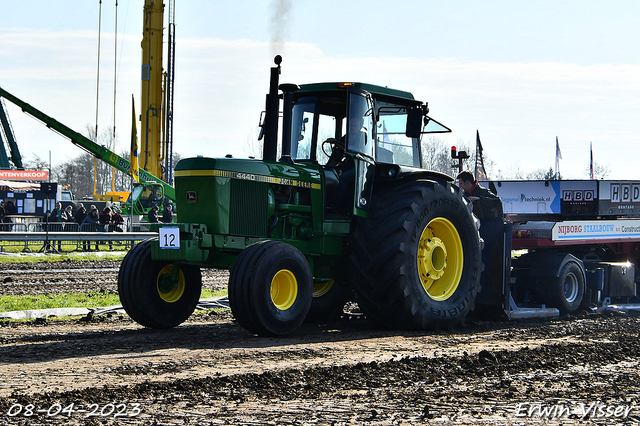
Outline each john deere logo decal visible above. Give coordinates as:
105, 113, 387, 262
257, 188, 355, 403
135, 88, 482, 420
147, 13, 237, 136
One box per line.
175, 169, 321, 189
186, 191, 197, 204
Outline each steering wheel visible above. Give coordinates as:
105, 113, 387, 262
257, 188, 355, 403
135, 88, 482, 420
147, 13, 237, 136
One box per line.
322, 138, 346, 168
322, 138, 339, 158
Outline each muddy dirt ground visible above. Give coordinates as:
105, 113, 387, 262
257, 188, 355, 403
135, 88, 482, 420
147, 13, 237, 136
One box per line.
1, 260, 640, 425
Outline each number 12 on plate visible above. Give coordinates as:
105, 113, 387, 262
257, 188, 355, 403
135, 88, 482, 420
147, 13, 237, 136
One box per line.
159, 227, 180, 249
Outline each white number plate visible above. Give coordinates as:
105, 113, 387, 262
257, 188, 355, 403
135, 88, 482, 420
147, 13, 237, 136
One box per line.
159, 227, 180, 249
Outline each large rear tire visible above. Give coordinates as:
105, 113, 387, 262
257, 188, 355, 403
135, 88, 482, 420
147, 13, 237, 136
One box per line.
118, 239, 202, 329
228, 240, 313, 336
351, 179, 482, 329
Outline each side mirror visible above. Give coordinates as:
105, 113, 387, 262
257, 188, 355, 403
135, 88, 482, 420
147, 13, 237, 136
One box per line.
258, 111, 266, 141
405, 106, 423, 138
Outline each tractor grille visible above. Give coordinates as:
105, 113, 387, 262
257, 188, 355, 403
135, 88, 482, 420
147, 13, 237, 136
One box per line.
229, 179, 268, 237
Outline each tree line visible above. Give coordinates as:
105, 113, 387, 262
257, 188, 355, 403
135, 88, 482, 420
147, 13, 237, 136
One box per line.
22, 126, 181, 200
25, 128, 609, 200
419, 136, 610, 181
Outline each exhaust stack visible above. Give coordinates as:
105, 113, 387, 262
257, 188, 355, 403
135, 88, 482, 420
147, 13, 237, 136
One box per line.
261, 55, 282, 162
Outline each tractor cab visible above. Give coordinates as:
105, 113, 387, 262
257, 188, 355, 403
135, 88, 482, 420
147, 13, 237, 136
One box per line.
123, 182, 165, 216
279, 82, 451, 216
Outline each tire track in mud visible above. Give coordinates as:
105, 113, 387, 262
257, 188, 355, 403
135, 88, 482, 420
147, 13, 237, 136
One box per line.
2, 260, 640, 424
0, 260, 228, 295
1, 330, 639, 425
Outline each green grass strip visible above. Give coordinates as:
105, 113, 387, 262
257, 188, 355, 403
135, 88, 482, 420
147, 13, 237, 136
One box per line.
0, 240, 130, 257
0, 288, 226, 312
0, 252, 127, 264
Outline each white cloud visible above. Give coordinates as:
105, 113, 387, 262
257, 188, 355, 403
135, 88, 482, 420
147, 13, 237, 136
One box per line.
2, 30, 639, 180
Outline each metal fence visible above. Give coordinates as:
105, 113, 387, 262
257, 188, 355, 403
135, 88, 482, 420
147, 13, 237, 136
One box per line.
0, 221, 156, 253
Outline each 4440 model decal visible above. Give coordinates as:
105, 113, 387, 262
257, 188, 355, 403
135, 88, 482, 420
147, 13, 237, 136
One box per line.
174, 169, 321, 190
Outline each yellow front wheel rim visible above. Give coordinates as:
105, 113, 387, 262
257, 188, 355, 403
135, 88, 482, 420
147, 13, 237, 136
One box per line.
271, 269, 298, 310
417, 217, 464, 301
157, 265, 186, 303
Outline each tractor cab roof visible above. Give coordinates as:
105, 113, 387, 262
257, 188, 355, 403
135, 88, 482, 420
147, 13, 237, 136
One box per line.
294, 82, 421, 105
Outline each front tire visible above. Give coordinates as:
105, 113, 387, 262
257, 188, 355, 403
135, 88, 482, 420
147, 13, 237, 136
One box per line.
118, 239, 202, 329
229, 240, 313, 336
351, 179, 482, 329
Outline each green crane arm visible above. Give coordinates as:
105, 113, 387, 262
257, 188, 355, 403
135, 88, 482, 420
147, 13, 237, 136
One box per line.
0, 87, 174, 201
0, 98, 23, 169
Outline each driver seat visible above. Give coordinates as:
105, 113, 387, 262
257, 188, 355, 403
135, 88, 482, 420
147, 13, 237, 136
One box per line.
323, 166, 340, 196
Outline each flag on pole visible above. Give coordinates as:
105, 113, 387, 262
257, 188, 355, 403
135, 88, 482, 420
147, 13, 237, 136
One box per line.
590, 141, 594, 179
554, 136, 562, 179
130, 95, 139, 182
474, 130, 487, 181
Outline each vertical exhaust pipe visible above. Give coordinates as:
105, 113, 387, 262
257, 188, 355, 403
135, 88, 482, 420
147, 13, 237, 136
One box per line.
262, 55, 282, 162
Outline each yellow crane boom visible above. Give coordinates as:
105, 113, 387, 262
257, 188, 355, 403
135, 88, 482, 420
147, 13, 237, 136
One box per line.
141, 0, 165, 181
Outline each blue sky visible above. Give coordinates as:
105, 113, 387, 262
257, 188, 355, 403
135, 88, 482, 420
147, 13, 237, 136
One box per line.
1, 0, 639, 179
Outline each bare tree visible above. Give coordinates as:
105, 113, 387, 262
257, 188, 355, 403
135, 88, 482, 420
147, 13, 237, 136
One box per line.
23, 154, 52, 177
244, 126, 262, 159
24, 124, 183, 200
586, 162, 610, 180
523, 167, 558, 180
422, 136, 475, 178
55, 153, 93, 198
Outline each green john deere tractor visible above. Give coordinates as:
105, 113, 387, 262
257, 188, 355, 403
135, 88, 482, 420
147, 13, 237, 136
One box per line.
118, 56, 483, 336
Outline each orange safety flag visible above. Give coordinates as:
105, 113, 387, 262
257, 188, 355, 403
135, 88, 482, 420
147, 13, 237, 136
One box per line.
130, 95, 140, 182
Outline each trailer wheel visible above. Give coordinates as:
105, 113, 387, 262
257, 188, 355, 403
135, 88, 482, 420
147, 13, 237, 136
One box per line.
304, 279, 353, 322
351, 179, 482, 329
118, 239, 202, 329
544, 261, 585, 314
229, 240, 313, 336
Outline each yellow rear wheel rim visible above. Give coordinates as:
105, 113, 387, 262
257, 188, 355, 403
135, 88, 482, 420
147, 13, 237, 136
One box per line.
417, 217, 463, 301
157, 265, 186, 303
271, 269, 298, 310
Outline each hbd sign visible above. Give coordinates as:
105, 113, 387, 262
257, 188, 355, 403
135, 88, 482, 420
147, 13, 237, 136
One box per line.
610, 184, 640, 203
562, 189, 595, 202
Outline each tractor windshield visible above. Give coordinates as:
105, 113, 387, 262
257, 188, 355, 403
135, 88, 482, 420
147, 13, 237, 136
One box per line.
375, 102, 422, 168
290, 95, 346, 163
288, 90, 424, 169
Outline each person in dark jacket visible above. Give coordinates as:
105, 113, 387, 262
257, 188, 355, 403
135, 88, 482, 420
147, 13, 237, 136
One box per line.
4, 200, 16, 217
147, 205, 159, 223
161, 203, 173, 223
82, 208, 100, 251
110, 207, 124, 232
62, 205, 75, 223
99, 207, 113, 250
75, 203, 87, 227
82, 208, 99, 227
457, 170, 503, 218
98, 207, 112, 226
50, 202, 63, 227
4, 200, 17, 231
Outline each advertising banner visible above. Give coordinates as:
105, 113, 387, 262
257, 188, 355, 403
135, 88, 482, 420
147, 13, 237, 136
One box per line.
553, 219, 640, 241
490, 180, 640, 217
0, 170, 49, 180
